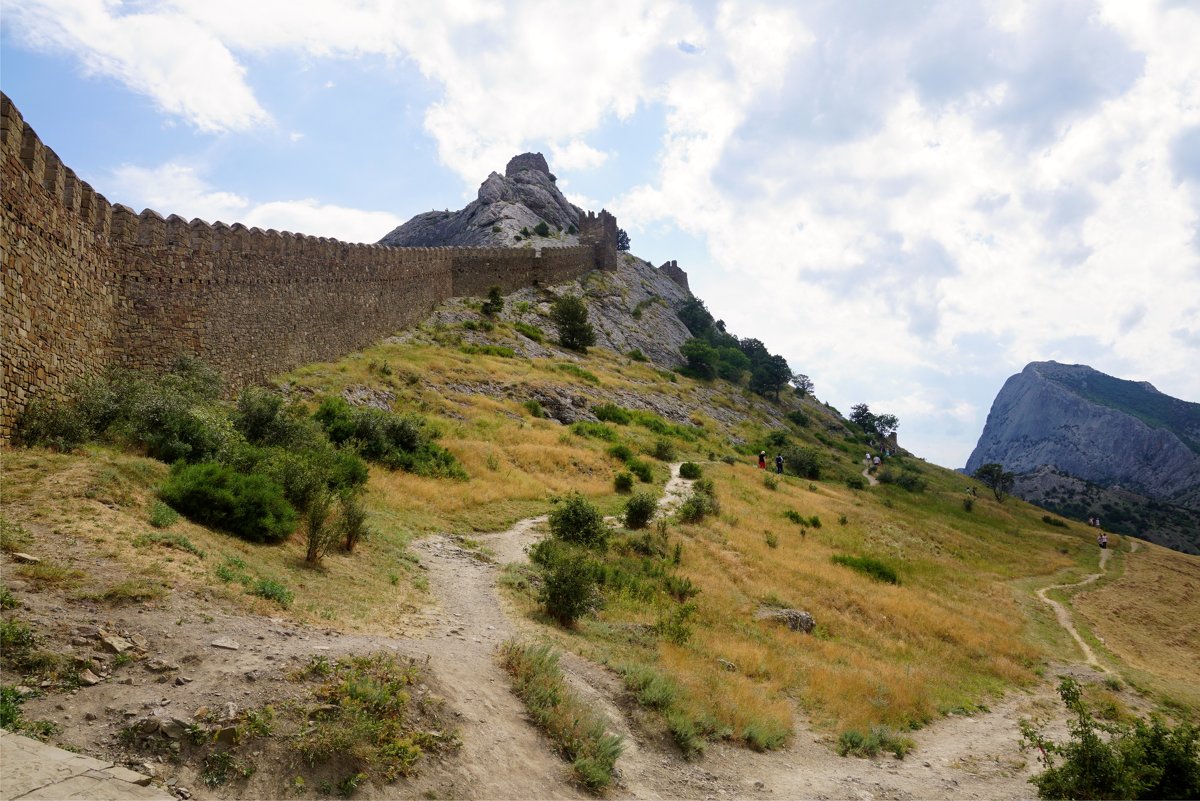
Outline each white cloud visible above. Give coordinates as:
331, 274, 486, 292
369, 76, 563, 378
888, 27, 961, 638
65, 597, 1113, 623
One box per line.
288, 132, 304, 142
6, 0, 269, 132
549, 140, 608, 172
107, 161, 401, 243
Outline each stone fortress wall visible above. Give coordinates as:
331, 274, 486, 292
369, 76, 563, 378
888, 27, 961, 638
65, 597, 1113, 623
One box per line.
0, 93, 620, 440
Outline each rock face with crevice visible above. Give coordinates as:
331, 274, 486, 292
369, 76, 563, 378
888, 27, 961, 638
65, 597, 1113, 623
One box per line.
379, 153, 583, 247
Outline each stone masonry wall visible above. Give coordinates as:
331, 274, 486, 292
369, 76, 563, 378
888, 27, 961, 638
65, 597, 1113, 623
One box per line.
0, 93, 616, 441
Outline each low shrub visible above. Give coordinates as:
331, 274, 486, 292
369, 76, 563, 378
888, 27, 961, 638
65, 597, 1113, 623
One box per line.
614, 472, 634, 493
765, 532, 779, 548
624, 492, 657, 530
618, 662, 678, 710
304, 489, 339, 564
250, 578, 293, 608
513, 322, 544, 342
555, 363, 600, 385
531, 540, 599, 626
781, 445, 821, 479
627, 349, 648, 362
480, 285, 504, 316
845, 476, 865, 490
460, 344, 515, 358
763, 474, 778, 491
626, 458, 653, 483
523, 399, 546, 418
962, 497, 974, 512
132, 531, 205, 558
533, 221, 551, 237
339, 491, 370, 553
148, 500, 180, 529
1041, 514, 1069, 528
786, 410, 810, 427
663, 574, 700, 602
1021, 676, 1200, 800
608, 443, 634, 461
548, 493, 608, 549
677, 479, 719, 524
784, 510, 804, 524
832, 554, 898, 584
650, 439, 676, 461
160, 463, 296, 544
593, 404, 632, 424
314, 397, 464, 479
678, 462, 702, 480
571, 421, 617, 441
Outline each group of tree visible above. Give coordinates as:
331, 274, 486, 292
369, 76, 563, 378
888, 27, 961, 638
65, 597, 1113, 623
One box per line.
675, 297, 799, 400
849, 403, 899, 441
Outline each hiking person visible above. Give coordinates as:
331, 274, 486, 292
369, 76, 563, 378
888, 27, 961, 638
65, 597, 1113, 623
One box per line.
775, 454, 784, 474
758, 451, 767, 469
1098, 532, 1108, 549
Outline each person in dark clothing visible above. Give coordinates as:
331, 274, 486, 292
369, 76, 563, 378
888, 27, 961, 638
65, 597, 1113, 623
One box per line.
775, 454, 784, 474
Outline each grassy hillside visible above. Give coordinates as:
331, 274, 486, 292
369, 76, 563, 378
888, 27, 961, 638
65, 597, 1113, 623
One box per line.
3, 289, 1198, 774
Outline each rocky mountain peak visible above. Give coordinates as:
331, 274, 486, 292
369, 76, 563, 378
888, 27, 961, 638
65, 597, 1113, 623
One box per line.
505, 152, 550, 178
379, 152, 581, 248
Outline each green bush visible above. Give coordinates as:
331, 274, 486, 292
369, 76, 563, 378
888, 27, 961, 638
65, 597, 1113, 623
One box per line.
548, 493, 608, 549
1021, 677, 1200, 800
314, 397, 464, 479
614, 471, 634, 493
627, 349, 648, 362
786, 410, 810, 428
533, 221, 551, 237
678, 479, 719, 523
650, 439, 676, 461
624, 492, 657, 530
831, 554, 898, 584
513, 322, 544, 342
608, 443, 634, 461
571, 421, 617, 441
763, 474, 778, 491
523, 399, 546, 418
962, 497, 974, 512
531, 541, 599, 626
781, 445, 822, 479
845, 476, 865, 490
339, 491, 370, 553
555, 363, 601, 385
160, 462, 297, 544
626, 458, 653, 483
784, 510, 803, 524
1041, 514, 1069, 528
678, 462, 702, 480
593, 404, 632, 424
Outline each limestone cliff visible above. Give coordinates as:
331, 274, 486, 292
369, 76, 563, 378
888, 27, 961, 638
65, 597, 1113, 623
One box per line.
379, 153, 583, 247
965, 361, 1200, 549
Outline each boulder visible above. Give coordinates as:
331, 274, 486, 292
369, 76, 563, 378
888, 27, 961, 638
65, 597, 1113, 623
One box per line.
754, 607, 815, 634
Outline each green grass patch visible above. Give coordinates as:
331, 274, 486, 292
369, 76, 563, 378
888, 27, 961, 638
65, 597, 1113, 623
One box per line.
831, 554, 899, 584
460, 344, 515, 358
837, 726, 914, 759
500, 641, 624, 792
133, 531, 206, 558
556, 363, 601, 385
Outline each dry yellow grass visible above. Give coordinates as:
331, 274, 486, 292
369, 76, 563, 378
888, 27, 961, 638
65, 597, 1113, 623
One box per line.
1073, 539, 1200, 709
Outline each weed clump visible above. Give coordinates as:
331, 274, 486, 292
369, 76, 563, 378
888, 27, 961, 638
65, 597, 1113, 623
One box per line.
832, 554, 899, 584
678, 462, 702, 480
651, 439, 676, 461
677, 479, 720, 524
315, 397, 465, 479
531, 540, 599, 626
626, 458, 653, 483
837, 726, 914, 759
614, 472, 634, 493
500, 641, 624, 791
593, 404, 632, 424
571, 421, 617, 441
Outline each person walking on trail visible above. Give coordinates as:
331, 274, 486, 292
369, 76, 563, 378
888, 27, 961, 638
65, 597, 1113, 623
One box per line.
873, 455, 881, 468
758, 451, 767, 469
775, 454, 784, 474
1098, 532, 1108, 549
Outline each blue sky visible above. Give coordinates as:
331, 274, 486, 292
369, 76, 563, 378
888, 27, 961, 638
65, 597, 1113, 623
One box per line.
3, 0, 1198, 468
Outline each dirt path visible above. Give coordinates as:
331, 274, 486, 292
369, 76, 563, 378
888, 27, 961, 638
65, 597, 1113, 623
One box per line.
861, 465, 879, 486
1034, 543, 1115, 673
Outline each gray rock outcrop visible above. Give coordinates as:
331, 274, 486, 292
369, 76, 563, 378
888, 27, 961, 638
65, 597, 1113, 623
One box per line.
379, 153, 583, 247
965, 362, 1200, 506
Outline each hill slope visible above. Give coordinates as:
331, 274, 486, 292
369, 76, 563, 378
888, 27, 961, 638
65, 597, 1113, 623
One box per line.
3, 277, 1198, 799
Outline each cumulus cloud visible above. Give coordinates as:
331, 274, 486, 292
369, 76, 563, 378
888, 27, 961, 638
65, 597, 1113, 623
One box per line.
8, 0, 1199, 465
108, 161, 402, 242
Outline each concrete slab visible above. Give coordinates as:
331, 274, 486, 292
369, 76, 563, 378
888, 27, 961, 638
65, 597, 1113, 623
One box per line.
0, 729, 169, 800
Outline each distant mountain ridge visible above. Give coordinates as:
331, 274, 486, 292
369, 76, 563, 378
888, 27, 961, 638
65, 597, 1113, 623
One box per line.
966, 361, 1200, 552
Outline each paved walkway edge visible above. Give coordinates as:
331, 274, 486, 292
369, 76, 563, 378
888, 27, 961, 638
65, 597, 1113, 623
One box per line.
1, 729, 170, 800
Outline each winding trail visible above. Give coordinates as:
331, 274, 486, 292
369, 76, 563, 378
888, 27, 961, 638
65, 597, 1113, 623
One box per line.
861, 465, 879, 486
398, 467, 1133, 799
1034, 541, 1116, 673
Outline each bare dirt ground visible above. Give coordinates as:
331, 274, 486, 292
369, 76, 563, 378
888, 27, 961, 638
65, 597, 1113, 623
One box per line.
5, 464, 1126, 800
